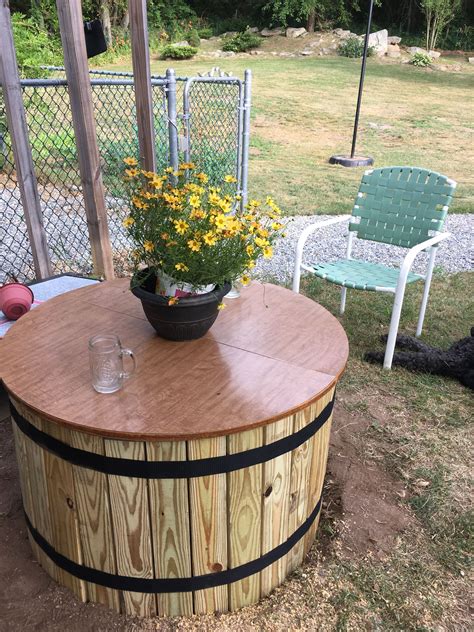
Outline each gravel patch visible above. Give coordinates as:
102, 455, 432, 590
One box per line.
255, 213, 474, 283
1, 182, 472, 284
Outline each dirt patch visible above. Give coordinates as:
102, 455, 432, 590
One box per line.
326, 401, 414, 559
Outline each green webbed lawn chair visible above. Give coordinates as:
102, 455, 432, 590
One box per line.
292, 166, 457, 369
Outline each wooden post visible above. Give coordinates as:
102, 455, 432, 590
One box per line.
128, 0, 156, 173
0, 0, 53, 279
56, 0, 115, 280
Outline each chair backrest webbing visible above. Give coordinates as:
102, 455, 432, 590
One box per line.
349, 166, 456, 248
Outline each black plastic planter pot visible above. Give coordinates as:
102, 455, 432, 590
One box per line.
131, 270, 231, 341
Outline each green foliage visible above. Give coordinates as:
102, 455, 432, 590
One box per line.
197, 26, 214, 39
222, 30, 262, 53
338, 36, 374, 58
420, 0, 462, 50
11, 12, 60, 78
160, 44, 197, 59
186, 28, 201, 47
410, 51, 432, 66
264, 0, 364, 29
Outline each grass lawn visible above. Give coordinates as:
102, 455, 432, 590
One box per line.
107, 54, 474, 217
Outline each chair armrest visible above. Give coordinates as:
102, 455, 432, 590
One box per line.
292, 215, 350, 292
399, 232, 451, 282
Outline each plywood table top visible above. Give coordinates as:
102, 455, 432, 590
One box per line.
0, 280, 348, 440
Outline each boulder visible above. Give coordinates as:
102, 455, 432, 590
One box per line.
286, 27, 307, 38
386, 44, 401, 58
300, 50, 313, 56
174, 40, 189, 47
261, 27, 284, 37
366, 29, 388, 56
407, 46, 426, 55
388, 35, 402, 44
248, 27, 259, 33
334, 28, 351, 39
469, 57, 474, 64
221, 31, 237, 38
309, 39, 323, 48
220, 50, 236, 57
428, 50, 441, 59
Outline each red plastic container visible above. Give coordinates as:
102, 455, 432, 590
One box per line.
0, 283, 34, 320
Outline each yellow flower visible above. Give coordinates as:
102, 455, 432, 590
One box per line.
224, 174, 237, 183
173, 170, 184, 177
263, 245, 273, 259
189, 194, 201, 208
246, 244, 254, 256
122, 216, 134, 228
219, 199, 232, 213
217, 302, 227, 311
240, 274, 251, 286
247, 260, 256, 269
203, 231, 218, 246
175, 263, 189, 272
226, 217, 242, 233
165, 166, 174, 174
142, 170, 155, 179
248, 199, 261, 208
125, 168, 139, 178
257, 228, 269, 238
209, 192, 221, 206
141, 190, 153, 199
179, 162, 196, 170
168, 297, 179, 306
123, 157, 138, 166
143, 240, 154, 252
187, 239, 201, 252
255, 236, 269, 248
174, 219, 189, 235
271, 222, 283, 230
190, 209, 206, 220
196, 172, 209, 183
151, 177, 164, 189
161, 232, 169, 240
214, 214, 227, 231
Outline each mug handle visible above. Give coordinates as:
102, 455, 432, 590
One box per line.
120, 348, 136, 381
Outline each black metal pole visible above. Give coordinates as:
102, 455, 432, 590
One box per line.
350, 0, 374, 158
329, 0, 374, 167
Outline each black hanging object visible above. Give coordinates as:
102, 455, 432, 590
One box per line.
83, 19, 107, 59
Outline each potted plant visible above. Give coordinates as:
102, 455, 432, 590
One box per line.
122, 158, 285, 340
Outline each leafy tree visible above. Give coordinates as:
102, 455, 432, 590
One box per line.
264, 0, 362, 31
420, 0, 461, 50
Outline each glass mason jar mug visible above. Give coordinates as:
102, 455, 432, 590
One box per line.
89, 334, 136, 394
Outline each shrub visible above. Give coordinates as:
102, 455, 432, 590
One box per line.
222, 31, 262, 53
160, 44, 197, 60
410, 51, 432, 66
197, 27, 213, 39
11, 13, 60, 78
338, 36, 374, 58
186, 28, 201, 47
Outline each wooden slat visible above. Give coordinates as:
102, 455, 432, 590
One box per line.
67, 428, 121, 612
304, 387, 335, 557
287, 403, 317, 574
260, 415, 293, 598
0, 1, 52, 278
227, 427, 263, 609
55, 0, 115, 280
188, 436, 227, 614
147, 441, 193, 616
128, 0, 156, 172
104, 439, 156, 616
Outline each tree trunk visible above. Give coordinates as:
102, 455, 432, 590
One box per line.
307, 9, 316, 33
100, 0, 112, 45
121, 9, 130, 30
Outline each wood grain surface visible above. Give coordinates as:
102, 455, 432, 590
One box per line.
1, 280, 348, 440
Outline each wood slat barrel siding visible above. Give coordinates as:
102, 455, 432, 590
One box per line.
10, 390, 336, 617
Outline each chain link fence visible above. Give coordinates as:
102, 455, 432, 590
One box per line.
0, 68, 249, 283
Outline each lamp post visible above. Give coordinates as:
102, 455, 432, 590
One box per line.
329, 0, 375, 167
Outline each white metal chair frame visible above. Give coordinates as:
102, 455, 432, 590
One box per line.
292, 185, 455, 370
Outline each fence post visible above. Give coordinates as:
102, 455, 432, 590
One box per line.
241, 70, 252, 208
56, 0, 115, 280
166, 68, 179, 171
0, 0, 52, 279
128, 0, 156, 173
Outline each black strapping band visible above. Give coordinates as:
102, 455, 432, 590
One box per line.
11, 396, 334, 479
24, 496, 321, 593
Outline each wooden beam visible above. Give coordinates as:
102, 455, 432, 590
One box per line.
56, 0, 115, 280
128, 0, 156, 173
0, 0, 53, 279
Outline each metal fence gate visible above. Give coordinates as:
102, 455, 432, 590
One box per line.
0, 68, 251, 283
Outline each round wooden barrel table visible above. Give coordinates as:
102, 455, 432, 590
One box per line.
1, 280, 348, 617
